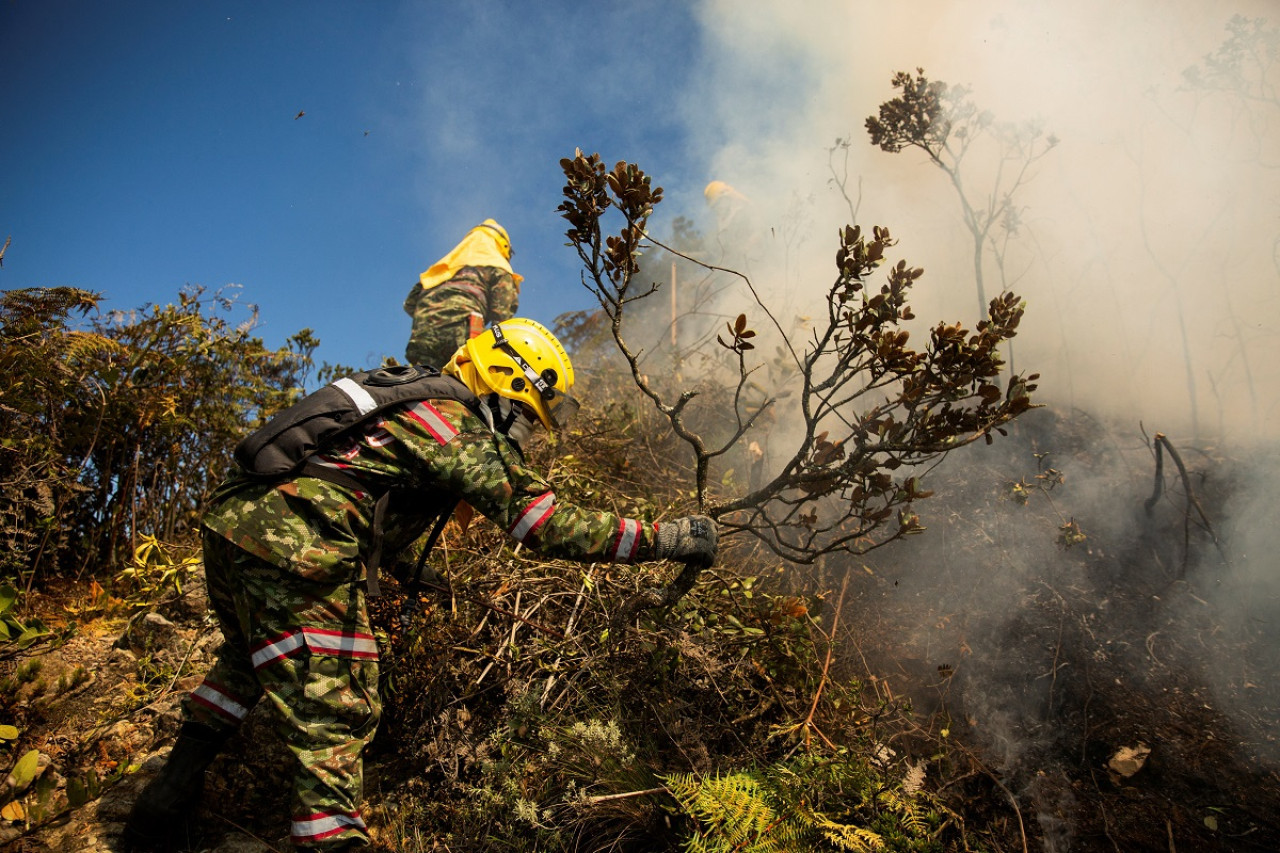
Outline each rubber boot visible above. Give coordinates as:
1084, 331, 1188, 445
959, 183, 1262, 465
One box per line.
120, 721, 229, 851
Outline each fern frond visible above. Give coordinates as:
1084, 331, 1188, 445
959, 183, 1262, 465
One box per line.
682, 835, 713, 853
818, 823, 885, 852
877, 788, 931, 836
664, 770, 789, 853
699, 773, 773, 840
663, 771, 705, 807
62, 330, 123, 361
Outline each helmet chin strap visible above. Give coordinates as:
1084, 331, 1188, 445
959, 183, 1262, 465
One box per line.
506, 413, 535, 445
485, 392, 537, 444
486, 393, 518, 433
485, 392, 538, 444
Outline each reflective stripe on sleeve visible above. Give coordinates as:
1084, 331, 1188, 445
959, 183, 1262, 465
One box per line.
334, 439, 362, 460
301, 627, 379, 659
251, 631, 305, 670
292, 810, 367, 843
509, 491, 555, 543
611, 518, 643, 563
333, 377, 377, 415
190, 680, 251, 723
407, 401, 459, 445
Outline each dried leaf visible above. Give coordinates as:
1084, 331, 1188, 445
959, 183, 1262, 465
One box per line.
1107, 744, 1151, 779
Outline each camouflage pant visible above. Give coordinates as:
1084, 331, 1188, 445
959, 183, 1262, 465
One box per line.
404, 287, 486, 368
183, 529, 381, 850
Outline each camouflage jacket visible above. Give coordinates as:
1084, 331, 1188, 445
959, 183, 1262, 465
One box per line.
402, 265, 519, 324
204, 391, 657, 582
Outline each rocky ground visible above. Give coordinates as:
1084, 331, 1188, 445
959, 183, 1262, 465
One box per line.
0, 581, 306, 853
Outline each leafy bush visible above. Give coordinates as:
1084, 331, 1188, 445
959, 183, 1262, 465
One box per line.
0, 585, 49, 655
0, 285, 316, 585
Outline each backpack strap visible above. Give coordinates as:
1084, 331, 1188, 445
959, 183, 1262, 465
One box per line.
402, 497, 461, 596
297, 461, 461, 598
365, 491, 392, 597
298, 461, 393, 596
298, 460, 369, 494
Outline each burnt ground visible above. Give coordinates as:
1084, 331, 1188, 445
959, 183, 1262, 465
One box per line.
1, 407, 1278, 852
846, 408, 1280, 851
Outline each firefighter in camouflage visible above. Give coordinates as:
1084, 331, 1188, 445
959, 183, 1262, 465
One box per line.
403, 219, 521, 369
122, 318, 717, 852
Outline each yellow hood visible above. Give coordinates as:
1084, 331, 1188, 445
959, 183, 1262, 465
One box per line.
417, 219, 523, 293
441, 345, 492, 397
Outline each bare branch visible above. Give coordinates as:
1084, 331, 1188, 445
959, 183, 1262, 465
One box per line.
559, 152, 1040, 608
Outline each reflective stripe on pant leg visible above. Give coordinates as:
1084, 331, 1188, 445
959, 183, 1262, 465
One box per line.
279, 638, 380, 846
187, 678, 254, 726
247, 574, 381, 848
182, 531, 265, 732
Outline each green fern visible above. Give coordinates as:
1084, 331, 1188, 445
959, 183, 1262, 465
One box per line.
878, 789, 931, 836
666, 770, 782, 852
664, 769, 883, 853
663, 750, 950, 853
815, 819, 886, 852
791, 799, 884, 853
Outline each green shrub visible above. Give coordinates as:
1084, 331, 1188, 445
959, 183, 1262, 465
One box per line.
0, 285, 317, 585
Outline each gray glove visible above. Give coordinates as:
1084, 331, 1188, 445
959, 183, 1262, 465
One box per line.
654, 515, 718, 566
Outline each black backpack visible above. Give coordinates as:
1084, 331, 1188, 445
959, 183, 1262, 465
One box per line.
235, 364, 477, 480
233, 364, 480, 594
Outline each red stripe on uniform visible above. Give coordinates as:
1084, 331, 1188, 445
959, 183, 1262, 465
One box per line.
250, 630, 305, 670
610, 518, 642, 563
509, 492, 555, 543
291, 810, 366, 843
366, 425, 394, 447
190, 680, 252, 723
407, 401, 458, 445
300, 627, 379, 659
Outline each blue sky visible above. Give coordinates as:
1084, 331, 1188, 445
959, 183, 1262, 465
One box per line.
1, 2, 741, 370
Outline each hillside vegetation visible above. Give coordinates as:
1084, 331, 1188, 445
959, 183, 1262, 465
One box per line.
1, 154, 1277, 853
0, 278, 996, 852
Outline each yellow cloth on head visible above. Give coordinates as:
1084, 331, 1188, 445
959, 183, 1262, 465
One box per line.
417, 219, 523, 293
704, 180, 748, 205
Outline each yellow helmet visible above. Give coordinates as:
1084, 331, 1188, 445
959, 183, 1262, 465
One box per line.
475, 219, 513, 260
446, 318, 578, 431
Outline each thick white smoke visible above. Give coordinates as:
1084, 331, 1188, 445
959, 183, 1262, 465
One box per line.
671, 0, 1280, 442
